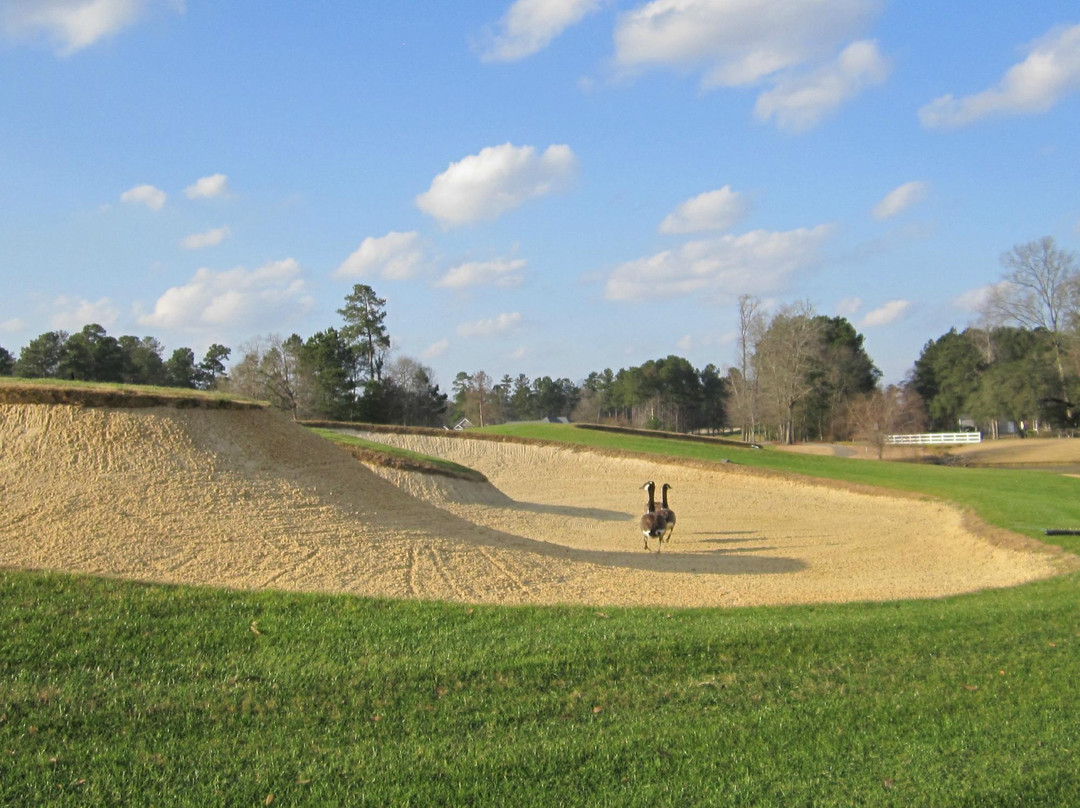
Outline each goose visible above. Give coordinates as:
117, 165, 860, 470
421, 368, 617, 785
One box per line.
658, 483, 676, 544
639, 480, 667, 552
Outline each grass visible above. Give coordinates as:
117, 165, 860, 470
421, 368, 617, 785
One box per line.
308, 427, 487, 482
4, 416, 1080, 804
3, 571, 1078, 805
0, 377, 265, 409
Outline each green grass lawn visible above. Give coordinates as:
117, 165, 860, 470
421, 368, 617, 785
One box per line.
308, 427, 487, 482
3, 422, 1080, 805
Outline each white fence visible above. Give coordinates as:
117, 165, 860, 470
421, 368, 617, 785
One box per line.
885, 432, 982, 445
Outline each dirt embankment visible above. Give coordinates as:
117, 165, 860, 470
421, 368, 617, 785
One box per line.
0, 403, 1069, 607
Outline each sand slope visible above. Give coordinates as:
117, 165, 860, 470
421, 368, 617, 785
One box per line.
0, 404, 1068, 607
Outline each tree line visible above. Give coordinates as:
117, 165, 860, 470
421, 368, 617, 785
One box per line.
0, 323, 230, 389
3, 237, 1077, 441
912, 237, 1080, 437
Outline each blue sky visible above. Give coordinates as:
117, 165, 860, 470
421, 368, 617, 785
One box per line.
1, 1, 1078, 389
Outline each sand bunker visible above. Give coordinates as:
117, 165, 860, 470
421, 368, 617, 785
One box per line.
0, 404, 1067, 607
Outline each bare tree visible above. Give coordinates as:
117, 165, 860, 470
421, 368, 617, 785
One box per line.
226, 334, 309, 419
728, 294, 765, 442
990, 237, 1079, 411
753, 300, 823, 444
850, 384, 927, 459
453, 370, 494, 427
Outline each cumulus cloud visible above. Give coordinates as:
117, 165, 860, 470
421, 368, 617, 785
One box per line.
457, 311, 524, 338
919, 23, 1080, 129
604, 225, 832, 303
120, 183, 166, 211
416, 143, 578, 227
953, 282, 1009, 313
335, 231, 427, 280
184, 173, 230, 199
835, 297, 862, 316
659, 186, 748, 234
49, 296, 120, 330
180, 226, 231, 250
754, 39, 889, 132
138, 259, 311, 331
421, 338, 450, 360
479, 0, 608, 62
613, 0, 876, 86
436, 257, 527, 289
861, 299, 910, 327
872, 181, 928, 220
1, 0, 161, 55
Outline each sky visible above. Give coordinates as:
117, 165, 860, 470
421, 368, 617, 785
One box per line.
1, 1, 1079, 390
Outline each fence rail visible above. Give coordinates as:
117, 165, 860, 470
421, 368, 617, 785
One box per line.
885, 432, 982, 445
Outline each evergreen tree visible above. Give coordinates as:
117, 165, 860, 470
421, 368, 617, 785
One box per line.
0, 346, 13, 376
301, 329, 356, 420
199, 344, 232, 389
58, 324, 124, 382
911, 329, 985, 431
164, 347, 201, 388
15, 331, 68, 378
118, 336, 166, 385
338, 284, 390, 385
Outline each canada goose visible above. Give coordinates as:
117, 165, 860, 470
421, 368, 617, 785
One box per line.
639, 480, 667, 552
658, 483, 676, 543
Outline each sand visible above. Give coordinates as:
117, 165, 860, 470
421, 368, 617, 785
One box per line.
0, 403, 1070, 608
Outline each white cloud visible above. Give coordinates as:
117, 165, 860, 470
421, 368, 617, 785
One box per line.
436, 257, 527, 289
138, 259, 312, 331
604, 225, 832, 302
335, 231, 427, 280
659, 186, 748, 234
613, 0, 877, 88
457, 311, 524, 338
479, 0, 608, 62
120, 183, 166, 211
416, 143, 578, 227
952, 282, 1008, 313
184, 173, 230, 199
50, 296, 120, 330
919, 23, 1080, 129
861, 299, 910, 327
180, 226, 231, 250
421, 338, 449, 360
872, 181, 928, 220
1, 0, 151, 55
835, 297, 862, 316
1, 317, 26, 332
754, 39, 889, 132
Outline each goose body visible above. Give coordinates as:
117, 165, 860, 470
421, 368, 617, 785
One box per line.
639, 480, 667, 552
658, 483, 676, 543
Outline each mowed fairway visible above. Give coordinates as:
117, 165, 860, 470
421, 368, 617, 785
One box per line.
4, 392, 1080, 805
0, 402, 1069, 607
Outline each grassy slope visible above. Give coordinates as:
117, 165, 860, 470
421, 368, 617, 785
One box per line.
308, 427, 487, 482
3, 417, 1080, 805
0, 377, 265, 409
